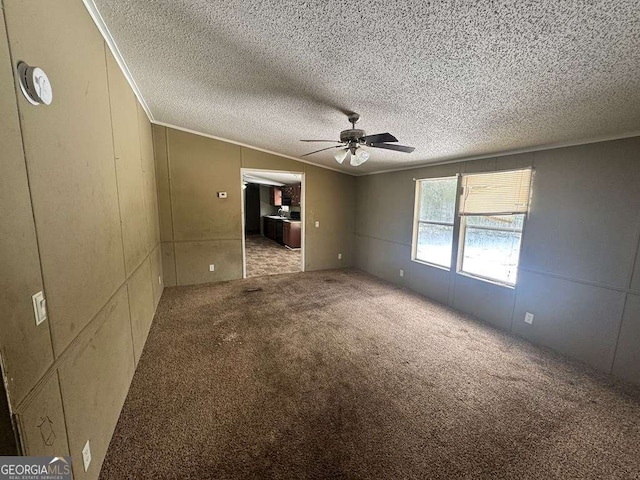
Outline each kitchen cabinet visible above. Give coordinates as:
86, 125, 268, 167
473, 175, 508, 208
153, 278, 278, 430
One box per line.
282, 183, 301, 207
283, 221, 301, 248
270, 187, 282, 206
263, 216, 301, 248
264, 216, 276, 240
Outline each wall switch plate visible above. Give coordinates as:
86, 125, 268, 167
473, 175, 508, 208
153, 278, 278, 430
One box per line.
158, 275, 162, 285
338, 253, 342, 260
315, 221, 319, 228
209, 264, 215, 272
399, 269, 404, 277
524, 312, 534, 324
217, 191, 227, 198
32, 291, 47, 326
82, 440, 91, 471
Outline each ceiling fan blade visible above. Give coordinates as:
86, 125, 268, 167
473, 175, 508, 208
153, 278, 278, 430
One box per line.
300, 139, 342, 143
369, 143, 415, 153
361, 132, 398, 144
301, 145, 343, 157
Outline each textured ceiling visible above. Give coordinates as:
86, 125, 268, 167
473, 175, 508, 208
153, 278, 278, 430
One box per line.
92, 0, 640, 174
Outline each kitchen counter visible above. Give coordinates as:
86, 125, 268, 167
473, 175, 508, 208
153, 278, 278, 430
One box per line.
264, 215, 301, 223
263, 216, 302, 248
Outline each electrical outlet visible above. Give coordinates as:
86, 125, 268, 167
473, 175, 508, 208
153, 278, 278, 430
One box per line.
315, 221, 320, 228
209, 264, 215, 272
399, 269, 404, 277
82, 440, 91, 472
524, 312, 534, 325
338, 253, 342, 260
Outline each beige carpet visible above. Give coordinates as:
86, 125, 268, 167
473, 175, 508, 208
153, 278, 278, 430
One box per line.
245, 234, 301, 278
100, 269, 640, 479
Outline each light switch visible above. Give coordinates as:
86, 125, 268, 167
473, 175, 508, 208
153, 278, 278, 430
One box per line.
217, 192, 227, 198
209, 264, 215, 272
315, 221, 319, 228
32, 291, 47, 326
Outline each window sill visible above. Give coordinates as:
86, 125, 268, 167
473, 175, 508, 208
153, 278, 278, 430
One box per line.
456, 271, 516, 289
411, 258, 451, 272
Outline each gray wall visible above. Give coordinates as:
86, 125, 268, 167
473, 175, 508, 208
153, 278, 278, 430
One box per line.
355, 138, 640, 385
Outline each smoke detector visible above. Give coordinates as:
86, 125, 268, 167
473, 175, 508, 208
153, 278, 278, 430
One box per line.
17, 61, 53, 106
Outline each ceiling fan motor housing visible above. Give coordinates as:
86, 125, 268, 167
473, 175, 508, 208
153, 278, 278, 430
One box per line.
340, 129, 366, 143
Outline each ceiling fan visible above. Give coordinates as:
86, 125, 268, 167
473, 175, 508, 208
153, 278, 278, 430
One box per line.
300, 112, 415, 167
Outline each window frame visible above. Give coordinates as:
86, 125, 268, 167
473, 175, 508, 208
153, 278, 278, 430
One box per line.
411, 175, 460, 270
411, 168, 533, 288
456, 213, 526, 288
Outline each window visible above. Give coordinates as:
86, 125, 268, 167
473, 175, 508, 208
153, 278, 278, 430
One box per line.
458, 168, 532, 285
412, 168, 533, 286
460, 214, 524, 284
412, 176, 458, 268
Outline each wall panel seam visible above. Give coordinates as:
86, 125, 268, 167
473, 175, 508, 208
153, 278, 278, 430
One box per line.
171, 238, 244, 243
1, 5, 55, 404
165, 129, 179, 281
138, 106, 155, 258
11, 246, 159, 413
53, 370, 72, 457
519, 266, 634, 294
627, 206, 640, 290
353, 234, 411, 248
103, 42, 128, 279
610, 293, 630, 375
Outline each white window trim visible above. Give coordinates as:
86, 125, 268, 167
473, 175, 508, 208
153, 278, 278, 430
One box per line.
456, 215, 526, 289
411, 175, 459, 270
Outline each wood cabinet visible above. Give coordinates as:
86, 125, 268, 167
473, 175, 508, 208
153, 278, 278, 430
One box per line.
264, 217, 276, 239
270, 187, 282, 206
281, 183, 301, 207
264, 217, 301, 248
283, 221, 301, 248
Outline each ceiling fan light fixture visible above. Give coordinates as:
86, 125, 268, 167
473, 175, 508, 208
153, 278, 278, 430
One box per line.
334, 148, 349, 164
350, 148, 369, 166
300, 112, 414, 167
356, 148, 370, 162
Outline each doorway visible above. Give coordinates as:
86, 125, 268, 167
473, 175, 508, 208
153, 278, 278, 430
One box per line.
241, 169, 305, 278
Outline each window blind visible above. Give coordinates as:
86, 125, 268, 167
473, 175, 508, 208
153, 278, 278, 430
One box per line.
459, 168, 532, 216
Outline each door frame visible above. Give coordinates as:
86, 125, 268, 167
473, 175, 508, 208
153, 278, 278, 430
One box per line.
240, 168, 306, 279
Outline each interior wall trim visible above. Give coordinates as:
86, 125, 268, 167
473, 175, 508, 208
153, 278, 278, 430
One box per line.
82, 0, 153, 122
356, 131, 640, 177
154, 121, 352, 176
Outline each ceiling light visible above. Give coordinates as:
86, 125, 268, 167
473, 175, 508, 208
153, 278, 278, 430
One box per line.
334, 148, 349, 164
350, 148, 370, 166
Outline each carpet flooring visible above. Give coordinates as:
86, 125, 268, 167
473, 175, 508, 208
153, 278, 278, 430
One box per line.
100, 269, 640, 480
245, 234, 301, 278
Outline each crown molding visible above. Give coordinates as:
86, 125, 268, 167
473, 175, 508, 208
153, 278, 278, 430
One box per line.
82, 0, 153, 122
